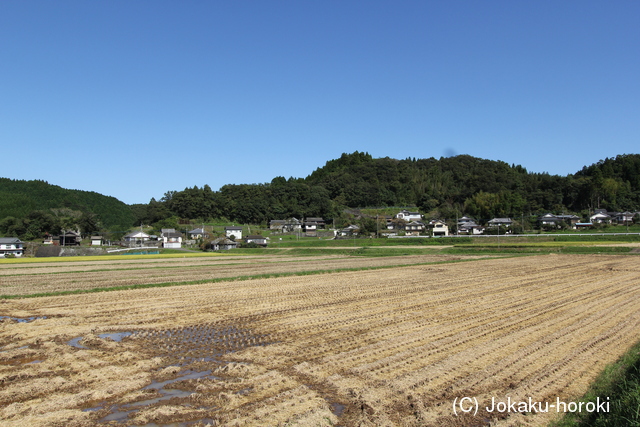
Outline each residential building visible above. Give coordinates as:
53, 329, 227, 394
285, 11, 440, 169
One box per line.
225, 226, 243, 240
0, 238, 24, 258
162, 232, 183, 249
395, 210, 422, 222
430, 220, 449, 237
245, 235, 268, 247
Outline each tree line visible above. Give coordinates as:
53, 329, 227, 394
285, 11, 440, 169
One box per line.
2, 153, 640, 240
132, 152, 640, 229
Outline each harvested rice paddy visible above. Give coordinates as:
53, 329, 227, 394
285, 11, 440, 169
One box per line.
1, 253, 639, 426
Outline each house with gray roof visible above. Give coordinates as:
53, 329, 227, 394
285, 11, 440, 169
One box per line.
0, 238, 24, 258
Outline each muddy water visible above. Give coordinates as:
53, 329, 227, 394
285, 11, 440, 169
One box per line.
78, 323, 274, 425
0, 315, 47, 323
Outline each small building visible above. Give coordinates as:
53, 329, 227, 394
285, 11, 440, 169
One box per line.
305, 217, 326, 229
339, 224, 360, 237
457, 217, 483, 234
269, 218, 302, 232
124, 231, 150, 245
395, 210, 422, 222
430, 220, 449, 237
91, 236, 104, 246
539, 213, 580, 229
613, 212, 634, 224
210, 237, 237, 251
225, 226, 243, 240
162, 232, 183, 249
487, 218, 513, 228
590, 212, 611, 224
245, 235, 268, 247
59, 231, 81, 246
188, 228, 207, 240
0, 237, 24, 258
404, 221, 426, 236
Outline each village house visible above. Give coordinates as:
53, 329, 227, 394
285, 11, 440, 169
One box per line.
210, 237, 237, 251
613, 211, 635, 224
590, 209, 611, 224
269, 218, 302, 232
124, 231, 150, 246
188, 228, 207, 240
0, 237, 24, 258
91, 236, 104, 246
59, 231, 81, 246
225, 226, 243, 240
429, 220, 449, 237
487, 218, 513, 228
162, 231, 183, 248
338, 224, 360, 237
403, 220, 426, 236
305, 217, 326, 229
395, 210, 422, 222
457, 217, 483, 235
538, 213, 581, 229
245, 235, 268, 247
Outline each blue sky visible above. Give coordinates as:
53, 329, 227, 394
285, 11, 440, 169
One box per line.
1, 1, 638, 204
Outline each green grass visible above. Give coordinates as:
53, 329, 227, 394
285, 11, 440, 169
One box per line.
550, 340, 640, 427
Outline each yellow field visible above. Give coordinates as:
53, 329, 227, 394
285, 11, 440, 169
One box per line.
1, 254, 639, 426
0, 254, 479, 296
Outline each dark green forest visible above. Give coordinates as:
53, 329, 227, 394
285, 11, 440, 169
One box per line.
0, 178, 135, 239
2, 153, 640, 240
132, 152, 640, 228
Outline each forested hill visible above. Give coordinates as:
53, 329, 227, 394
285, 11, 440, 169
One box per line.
133, 152, 640, 227
0, 178, 135, 232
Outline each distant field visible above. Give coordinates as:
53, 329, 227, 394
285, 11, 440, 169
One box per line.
0, 253, 489, 297
1, 254, 639, 426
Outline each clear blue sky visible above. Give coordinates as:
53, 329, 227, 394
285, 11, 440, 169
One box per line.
1, 1, 638, 204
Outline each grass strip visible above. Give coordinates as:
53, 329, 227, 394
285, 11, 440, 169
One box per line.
550, 339, 640, 427
0, 255, 516, 300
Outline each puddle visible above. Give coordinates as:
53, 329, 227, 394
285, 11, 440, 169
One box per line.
144, 370, 219, 390
99, 332, 133, 342
0, 345, 28, 353
331, 402, 346, 417
89, 323, 273, 425
68, 337, 88, 349
0, 316, 47, 323
68, 331, 133, 349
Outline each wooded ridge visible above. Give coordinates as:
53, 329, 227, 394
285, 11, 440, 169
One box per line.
2, 152, 639, 239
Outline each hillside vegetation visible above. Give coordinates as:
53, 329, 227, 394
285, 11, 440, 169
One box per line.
0, 178, 135, 238
133, 152, 640, 226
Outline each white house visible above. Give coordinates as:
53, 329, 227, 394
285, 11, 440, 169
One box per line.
162, 232, 183, 249
395, 210, 422, 222
245, 235, 268, 247
124, 231, 150, 245
0, 238, 24, 258
430, 220, 449, 237
225, 226, 243, 240
91, 236, 104, 246
590, 212, 611, 224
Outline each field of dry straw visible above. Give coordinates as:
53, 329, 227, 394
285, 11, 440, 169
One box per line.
1, 253, 639, 426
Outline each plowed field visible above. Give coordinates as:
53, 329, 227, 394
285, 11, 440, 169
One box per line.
1, 254, 639, 426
